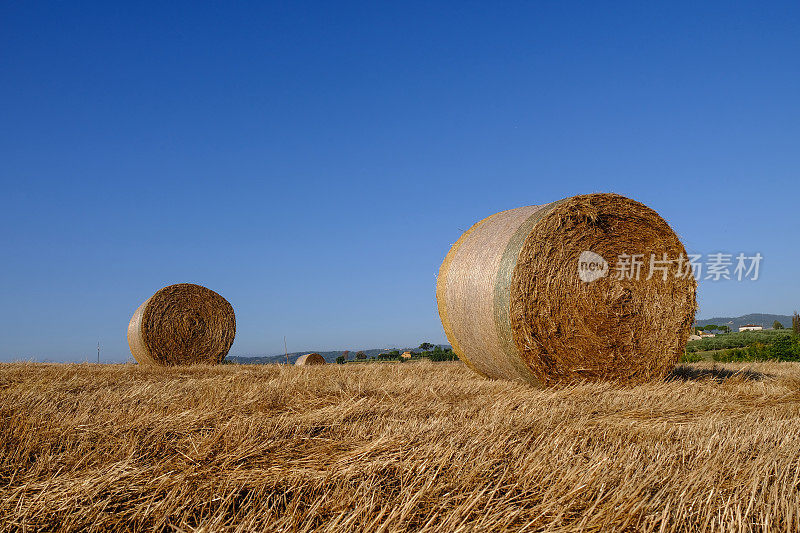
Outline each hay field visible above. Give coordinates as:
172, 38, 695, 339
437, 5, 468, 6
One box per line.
2, 361, 800, 532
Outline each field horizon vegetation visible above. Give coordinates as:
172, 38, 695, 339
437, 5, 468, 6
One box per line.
684, 325, 800, 362
4, 360, 800, 531
215, 314, 800, 367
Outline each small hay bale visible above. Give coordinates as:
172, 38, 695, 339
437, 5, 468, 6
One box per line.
295, 353, 326, 366
127, 283, 236, 366
436, 193, 697, 386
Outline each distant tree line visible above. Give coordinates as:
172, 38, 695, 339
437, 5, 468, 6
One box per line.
694, 325, 731, 334
687, 328, 800, 354
715, 334, 800, 362
335, 343, 457, 364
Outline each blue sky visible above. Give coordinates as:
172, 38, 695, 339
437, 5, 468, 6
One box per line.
1, 1, 798, 362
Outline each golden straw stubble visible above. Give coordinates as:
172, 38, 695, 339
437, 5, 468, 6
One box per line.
127, 283, 236, 366
437, 193, 697, 386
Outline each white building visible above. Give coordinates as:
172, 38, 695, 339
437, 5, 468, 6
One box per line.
738, 324, 763, 332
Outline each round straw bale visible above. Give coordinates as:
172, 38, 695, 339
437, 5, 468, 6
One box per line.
295, 353, 326, 366
127, 283, 236, 366
436, 193, 696, 386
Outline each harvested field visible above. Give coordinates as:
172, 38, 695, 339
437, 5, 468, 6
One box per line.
2, 361, 800, 531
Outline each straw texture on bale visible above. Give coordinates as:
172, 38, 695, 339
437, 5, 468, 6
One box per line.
127, 283, 236, 366
436, 193, 697, 386
295, 353, 326, 366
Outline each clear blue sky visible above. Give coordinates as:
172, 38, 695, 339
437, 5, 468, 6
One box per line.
2, 1, 798, 362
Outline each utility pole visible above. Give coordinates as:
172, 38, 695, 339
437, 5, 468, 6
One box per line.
284, 336, 288, 365
97, 342, 100, 364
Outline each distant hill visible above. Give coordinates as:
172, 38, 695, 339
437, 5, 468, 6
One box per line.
228, 346, 451, 365
696, 314, 795, 330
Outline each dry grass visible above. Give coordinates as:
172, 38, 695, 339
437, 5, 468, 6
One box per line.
2, 361, 800, 532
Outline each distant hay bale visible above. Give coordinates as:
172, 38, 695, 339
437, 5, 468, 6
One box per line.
436, 193, 697, 386
295, 353, 326, 366
127, 283, 236, 366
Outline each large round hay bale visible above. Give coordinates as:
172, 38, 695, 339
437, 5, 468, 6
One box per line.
436, 193, 696, 386
295, 353, 326, 366
127, 283, 236, 366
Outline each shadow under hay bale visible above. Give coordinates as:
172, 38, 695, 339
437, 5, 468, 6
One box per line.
295, 353, 326, 366
127, 283, 236, 366
668, 365, 766, 383
437, 193, 697, 386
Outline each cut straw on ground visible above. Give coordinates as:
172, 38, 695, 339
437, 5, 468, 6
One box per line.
2, 360, 800, 531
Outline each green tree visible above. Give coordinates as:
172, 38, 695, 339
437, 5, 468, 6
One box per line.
355, 351, 366, 360
335, 355, 346, 364
418, 342, 434, 351
719, 325, 730, 333
704, 324, 718, 332
429, 348, 457, 361
793, 312, 800, 336
774, 321, 784, 330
